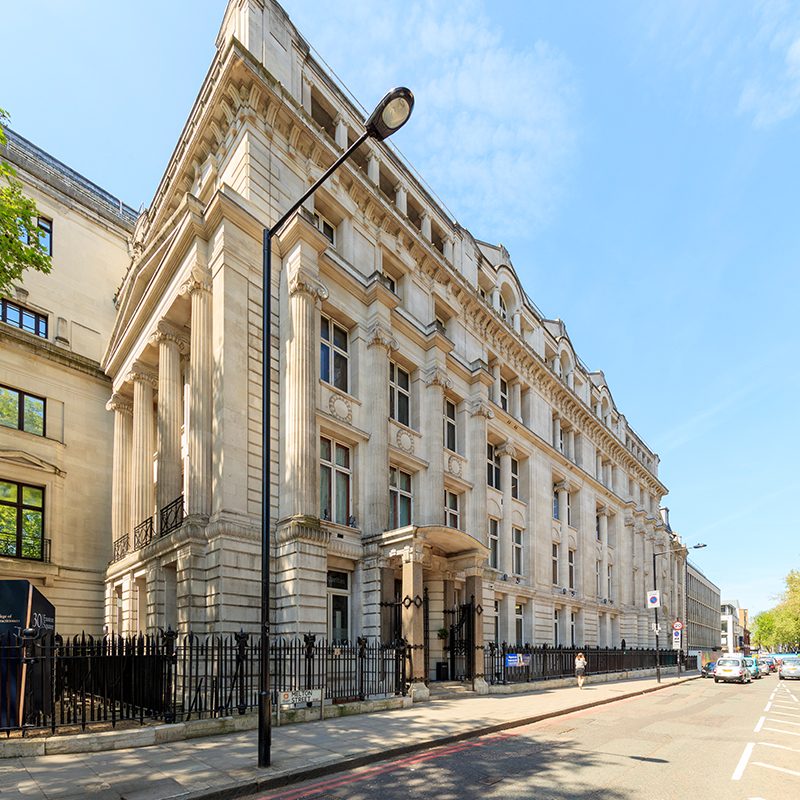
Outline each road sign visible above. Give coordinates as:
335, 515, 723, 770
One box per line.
280, 689, 322, 705
673, 621, 683, 631
646, 590, 660, 609
672, 630, 682, 649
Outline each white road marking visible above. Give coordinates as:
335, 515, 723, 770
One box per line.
751, 762, 800, 777
754, 717, 765, 733
765, 717, 800, 726
759, 742, 800, 753
763, 727, 800, 736
769, 710, 800, 718
732, 742, 755, 780
763, 701, 772, 712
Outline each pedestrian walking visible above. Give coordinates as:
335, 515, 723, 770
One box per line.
575, 652, 587, 689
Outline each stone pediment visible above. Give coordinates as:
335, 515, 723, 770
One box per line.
0, 450, 64, 476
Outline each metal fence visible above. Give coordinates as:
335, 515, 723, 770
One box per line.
1, 629, 410, 737
484, 643, 692, 685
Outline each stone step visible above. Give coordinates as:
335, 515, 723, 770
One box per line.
428, 681, 477, 700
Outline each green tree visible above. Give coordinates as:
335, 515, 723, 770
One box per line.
754, 570, 800, 651
0, 108, 52, 296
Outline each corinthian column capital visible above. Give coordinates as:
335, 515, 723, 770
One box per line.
424, 366, 452, 389
148, 320, 189, 353
365, 323, 398, 353
180, 267, 212, 296
106, 393, 133, 415
468, 398, 494, 419
288, 267, 328, 301
127, 361, 158, 388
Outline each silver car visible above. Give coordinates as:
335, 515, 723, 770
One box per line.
714, 655, 752, 684
778, 657, 800, 680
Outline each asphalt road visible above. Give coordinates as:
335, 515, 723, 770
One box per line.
247, 674, 800, 800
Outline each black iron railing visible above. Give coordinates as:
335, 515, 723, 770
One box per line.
159, 495, 184, 537
484, 643, 683, 685
1, 630, 409, 737
111, 535, 129, 563
133, 517, 154, 550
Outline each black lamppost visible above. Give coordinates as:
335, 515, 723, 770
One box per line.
652, 543, 706, 683
258, 87, 414, 768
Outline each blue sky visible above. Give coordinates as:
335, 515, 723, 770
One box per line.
3, 1, 798, 619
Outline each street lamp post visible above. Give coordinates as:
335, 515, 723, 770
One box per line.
652, 543, 706, 683
258, 87, 414, 768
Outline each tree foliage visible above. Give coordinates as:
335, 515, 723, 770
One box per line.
0, 108, 52, 297
752, 569, 800, 651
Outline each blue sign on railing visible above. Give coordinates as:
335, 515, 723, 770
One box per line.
505, 653, 531, 667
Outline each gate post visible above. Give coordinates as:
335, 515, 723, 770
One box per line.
465, 567, 488, 694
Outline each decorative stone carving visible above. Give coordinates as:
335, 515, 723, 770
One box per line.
106, 393, 133, 415
328, 394, 352, 423
468, 398, 494, 420
148, 320, 189, 353
424, 367, 453, 390
288, 268, 328, 301
396, 429, 414, 454
447, 455, 463, 478
180, 267, 212, 296
127, 361, 157, 389
496, 441, 517, 459
365, 323, 398, 353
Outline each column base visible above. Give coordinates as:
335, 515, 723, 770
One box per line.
472, 677, 489, 695
409, 682, 430, 703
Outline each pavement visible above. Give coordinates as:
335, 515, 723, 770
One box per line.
1, 670, 700, 800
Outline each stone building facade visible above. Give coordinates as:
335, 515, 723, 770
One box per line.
686, 562, 721, 661
0, 130, 135, 636
100, 0, 689, 674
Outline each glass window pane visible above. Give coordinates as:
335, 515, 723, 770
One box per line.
38, 220, 52, 254
320, 437, 331, 462
398, 368, 409, 392
320, 465, 332, 519
398, 393, 409, 426
320, 342, 330, 382
335, 444, 349, 468
399, 471, 411, 492
333, 324, 348, 352
334, 470, 349, 526
321, 317, 330, 341
333, 351, 348, 391
389, 467, 397, 487
399, 495, 411, 526
0, 482, 17, 503
23, 395, 45, 436
22, 486, 43, 508
22, 510, 43, 559
22, 311, 36, 333
0, 506, 17, 556
331, 593, 348, 642
0, 387, 19, 429
6, 303, 21, 326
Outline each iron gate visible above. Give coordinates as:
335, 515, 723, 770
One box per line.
379, 587, 429, 685
444, 595, 476, 681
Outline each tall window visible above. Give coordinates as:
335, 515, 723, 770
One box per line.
499, 295, 508, 321
444, 399, 457, 452
0, 480, 44, 560
608, 565, 613, 599
566, 491, 572, 527
513, 527, 523, 575
20, 217, 52, 254
489, 518, 499, 569
487, 444, 501, 490
568, 549, 575, 590
515, 603, 523, 647
596, 561, 601, 596
0, 386, 45, 436
320, 316, 349, 392
596, 514, 601, 540
444, 491, 459, 529
389, 363, 411, 426
1, 299, 47, 339
499, 378, 509, 411
511, 458, 519, 499
570, 612, 576, 646
553, 486, 559, 520
552, 543, 559, 585
554, 608, 559, 646
389, 466, 412, 528
320, 437, 351, 526
327, 570, 349, 643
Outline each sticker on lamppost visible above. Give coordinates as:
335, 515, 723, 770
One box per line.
646, 590, 660, 609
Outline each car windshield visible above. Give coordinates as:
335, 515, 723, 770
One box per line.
717, 659, 740, 666
783, 659, 800, 666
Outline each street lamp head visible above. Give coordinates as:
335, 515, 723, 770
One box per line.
365, 87, 414, 141
692, 543, 707, 549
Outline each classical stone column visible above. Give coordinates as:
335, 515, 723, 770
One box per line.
182, 271, 213, 519
556, 480, 572, 588
402, 540, 429, 700
394, 182, 407, 216
596, 453, 604, 483
420, 367, 451, 525
510, 380, 522, 422
107, 393, 133, 548
129, 363, 157, 529
364, 324, 397, 535
282, 268, 328, 519
553, 414, 562, 452
599, 507, 610, 599
566, 429, 575, 462
334, 114, 348, 150
497, 441, 516, 577
150, 322, 188, 519
467, 397, 493, 543
366, 149, 380, 184
490, 362, 501, 406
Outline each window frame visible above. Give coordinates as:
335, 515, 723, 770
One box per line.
512, 527, 523, 575
552, 542, 559, 585
488, 518, 499, 569
444, 398, 457, 452
0, 385, 46, 437
319, 436, 352, 526
568, 549, 575, 590
487, 443, 501, 490
320, 315, 350, 393
553, 486, 559, 520
389, 465, 412, 528
511, 458, 519, 500
515, 603, 524, 647
499, 377, 509, 411
444, 490, 460, 529
0, 479, 45, 561
327, 570, 350, 644
1, 299, 48, 339
389, 362, 411, 427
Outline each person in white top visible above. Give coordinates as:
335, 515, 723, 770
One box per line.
575, 652, 587, 689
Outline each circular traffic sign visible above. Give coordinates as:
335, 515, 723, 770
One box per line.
673, 621, 683, 630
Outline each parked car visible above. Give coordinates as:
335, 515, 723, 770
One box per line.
744, 656, 762, 679
778, 657, 800, 680
701, 661, 717, 678
757, 657, 773, 674
760, 656, 777, 672
714, 655, 752, 683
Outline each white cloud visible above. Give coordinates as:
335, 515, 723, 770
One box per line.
284, 0, 580, 242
